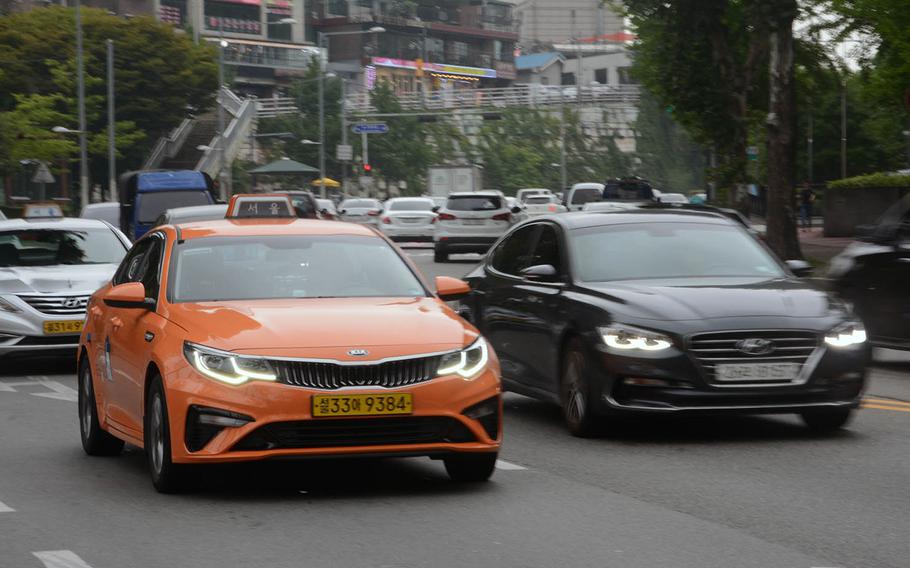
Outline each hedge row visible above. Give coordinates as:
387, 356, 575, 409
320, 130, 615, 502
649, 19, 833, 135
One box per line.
828, 173, 910, 189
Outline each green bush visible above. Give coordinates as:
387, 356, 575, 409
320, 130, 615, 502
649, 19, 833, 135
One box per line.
828, 173, 910, 189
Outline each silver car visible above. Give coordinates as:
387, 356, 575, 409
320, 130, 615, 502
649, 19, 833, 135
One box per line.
338, 198, 383, 226
379, 197, 437, 242
154, 204, 228, 227
0, 217, 130, 357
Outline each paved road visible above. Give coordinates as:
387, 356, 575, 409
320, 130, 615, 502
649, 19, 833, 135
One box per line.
1, 247, 908, 568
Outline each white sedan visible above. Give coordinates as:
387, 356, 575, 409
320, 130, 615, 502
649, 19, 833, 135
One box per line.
378, 197, 438, 242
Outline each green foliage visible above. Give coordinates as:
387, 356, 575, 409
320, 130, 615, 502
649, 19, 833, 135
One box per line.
0, 6, 217, 178
828, 172, 910, 189
633, 90, 706, 191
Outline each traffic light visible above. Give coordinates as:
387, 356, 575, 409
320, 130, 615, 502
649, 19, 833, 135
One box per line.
363, 163, 372, 173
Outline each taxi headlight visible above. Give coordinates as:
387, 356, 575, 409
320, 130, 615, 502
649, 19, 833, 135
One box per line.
824, 322, 867, 348
184, 342, 277, 385
437, 337, 489, 379
599, 324, 673, 352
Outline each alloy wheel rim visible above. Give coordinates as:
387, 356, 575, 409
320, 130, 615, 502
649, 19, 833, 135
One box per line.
149, 395, 164, 474
79, 369, 92, 438
566, 353, 586, 425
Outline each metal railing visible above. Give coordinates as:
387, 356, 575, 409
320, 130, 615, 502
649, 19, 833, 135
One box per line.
196, 89, 257, 178
142, 118, 195, 170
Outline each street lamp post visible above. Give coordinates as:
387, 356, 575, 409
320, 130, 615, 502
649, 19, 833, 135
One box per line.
107, 38, 117, 201
217, 34, 228, 201
75, 0, 90, 207
317, 27, 385, 199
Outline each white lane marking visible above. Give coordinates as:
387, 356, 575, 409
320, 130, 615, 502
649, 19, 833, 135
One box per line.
0, 500, 14, 512
495, 459, 528, 471
30, 379, 78, 403
33, 551, 95, 568
0, 382, 17, 392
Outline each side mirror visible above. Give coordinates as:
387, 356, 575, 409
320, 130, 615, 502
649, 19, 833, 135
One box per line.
510, 206, 523, 214
785, 260, 814, 278
521, 264, 560, 282
103, 282, 153, 309
435, 276, 471, 301
432, 206, 441, 213
320, 208, 329, 216
339, 209, 346, 215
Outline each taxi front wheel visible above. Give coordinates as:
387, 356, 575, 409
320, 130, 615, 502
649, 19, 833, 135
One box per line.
78, 358, 124, 456
443, 452, 498, 482
145, 377, 187, 494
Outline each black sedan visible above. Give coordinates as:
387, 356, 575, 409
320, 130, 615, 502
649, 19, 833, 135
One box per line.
828, 195, 910, 350
462, 210, 870, 436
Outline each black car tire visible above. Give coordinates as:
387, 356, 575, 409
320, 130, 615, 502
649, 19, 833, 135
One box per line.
443, 452, 498, 482
145, 376, 187, 494
434, 246, 448, 263
559, 338, 600, 437
78, 357, 124, 456
800, 408, 853, 432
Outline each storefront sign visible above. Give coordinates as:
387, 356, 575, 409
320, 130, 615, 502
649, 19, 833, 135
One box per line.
372, 57, 497, 79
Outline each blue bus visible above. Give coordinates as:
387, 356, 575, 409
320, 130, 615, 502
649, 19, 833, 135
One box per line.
119, 170, 217, 240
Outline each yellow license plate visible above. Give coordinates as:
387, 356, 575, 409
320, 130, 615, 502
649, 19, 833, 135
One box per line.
43, 320, 84, 335
312, 393, 413, 417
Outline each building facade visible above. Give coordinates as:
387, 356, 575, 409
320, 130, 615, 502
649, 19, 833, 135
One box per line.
510, 0, 624, 49
311, 0, 518, 95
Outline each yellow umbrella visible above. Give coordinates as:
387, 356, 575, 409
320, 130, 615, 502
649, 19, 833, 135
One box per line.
311, 177, 340, 188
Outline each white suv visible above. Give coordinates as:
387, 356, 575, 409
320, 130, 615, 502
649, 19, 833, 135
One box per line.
433, 192, 519, 262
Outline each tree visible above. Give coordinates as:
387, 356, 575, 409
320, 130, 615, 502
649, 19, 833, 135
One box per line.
633, 90, 706, 191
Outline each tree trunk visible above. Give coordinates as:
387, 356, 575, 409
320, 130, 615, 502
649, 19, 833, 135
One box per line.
765, 1, 802, 259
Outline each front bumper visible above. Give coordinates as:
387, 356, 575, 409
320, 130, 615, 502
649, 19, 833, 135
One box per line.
434, 236, 500, 253
380, 224, 436, 241
592, 342, 869, 415
163, 364, 502, 464
0, 299, 86, 356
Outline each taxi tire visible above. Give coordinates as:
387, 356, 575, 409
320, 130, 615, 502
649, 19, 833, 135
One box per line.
560, 338, 599, 438
145, 377, 187, 494
443, 452, 498, 482
434, 246, 448, 263
78, 358, 124, 456
800, 408, 853, 432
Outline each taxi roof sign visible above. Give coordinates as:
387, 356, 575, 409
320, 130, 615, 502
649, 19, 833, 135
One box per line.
226, 194, 296, 219
23, 203, 64, 219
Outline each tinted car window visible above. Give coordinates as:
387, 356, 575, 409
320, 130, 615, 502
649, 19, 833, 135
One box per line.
138, 237, 164, 301
526, 196, 552, 205
389, 200, 434, 211
137, 191, 211, 224
490, 225, 539, 276
113, 237, 152, 286
530, 225, 563, 274
170, 235, 426, 302
0, 229, 127, 267
447, 196, 503, 211
603, 181, 655, 202
570, 222, 784, 282
342, 199, 380, 209
570, 188, 602, 205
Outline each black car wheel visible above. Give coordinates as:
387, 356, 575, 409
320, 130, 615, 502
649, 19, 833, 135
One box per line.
800, 408, 853, 432
560, 337, 599, 437
434, 245, 448, 263
145, 376, 187, 493
78, 357, 124, 456
443, 452, 498, 482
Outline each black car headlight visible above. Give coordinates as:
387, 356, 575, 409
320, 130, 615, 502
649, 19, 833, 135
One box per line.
599, 324, 673, 353
824, 321, 867, 348
437, 337, 489, 379
184, 342, 277, 385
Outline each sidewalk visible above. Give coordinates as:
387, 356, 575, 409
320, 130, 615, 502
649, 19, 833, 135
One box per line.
799, 227, 854, 266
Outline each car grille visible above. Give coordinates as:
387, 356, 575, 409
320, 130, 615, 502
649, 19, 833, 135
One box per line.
271, 355, 442, 390
17, 294, 89, 315
688, 330, 819, 384
231, 416, 476, 451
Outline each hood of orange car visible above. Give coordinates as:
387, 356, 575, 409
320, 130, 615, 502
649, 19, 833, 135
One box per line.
167, 296, 475, 359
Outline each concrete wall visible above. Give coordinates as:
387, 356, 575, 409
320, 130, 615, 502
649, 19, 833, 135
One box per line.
513, 0, 624, 46
824, 186, 910, 237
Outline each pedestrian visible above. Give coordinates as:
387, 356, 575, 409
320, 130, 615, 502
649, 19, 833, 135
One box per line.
799, 182, 815, 230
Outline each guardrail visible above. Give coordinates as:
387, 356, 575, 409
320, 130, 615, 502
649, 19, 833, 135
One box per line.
256, 84, 641, 119
141, 118, 195, 170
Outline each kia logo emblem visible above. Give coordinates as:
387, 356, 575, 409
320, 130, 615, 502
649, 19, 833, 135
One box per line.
62, 297, 86, 309
736, 338, 775, 355
347, 349, 369, 357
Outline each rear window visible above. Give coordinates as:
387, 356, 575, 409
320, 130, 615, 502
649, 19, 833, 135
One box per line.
526, 196, 552, 205
603, 182, 655, 202
446, 195, 502, 211
570, 188, 603, 205
342, 199, 380, 209
137, 191, 211, 224
389, 200, 434, 211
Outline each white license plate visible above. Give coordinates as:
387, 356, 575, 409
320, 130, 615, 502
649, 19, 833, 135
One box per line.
399, 218, 421, 223
462, 219, 486, 225
715, 362, 800, 382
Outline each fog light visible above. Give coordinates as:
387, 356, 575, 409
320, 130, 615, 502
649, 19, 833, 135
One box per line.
185, 406, 253, 452
623, 377, 671, 387
463, 396, 500, 440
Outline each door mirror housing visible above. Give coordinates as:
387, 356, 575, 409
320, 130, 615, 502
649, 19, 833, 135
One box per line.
432, 206, 441, 213
521, 264, 560, 282
435, 276, 471, 301
510, 206, 523, 214
103, 282, 153, 309
785, 260, 814, 278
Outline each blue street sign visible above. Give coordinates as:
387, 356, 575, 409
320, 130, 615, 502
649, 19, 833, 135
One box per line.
352, 122, 390, 134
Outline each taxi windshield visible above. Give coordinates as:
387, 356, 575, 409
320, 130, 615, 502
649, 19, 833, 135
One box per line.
0, 228, 127, 267
170, 235, 427, 302
570, 222, 784, 282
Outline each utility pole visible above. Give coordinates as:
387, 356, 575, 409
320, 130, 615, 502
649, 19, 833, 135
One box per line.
106, 39, 117, 201
318, 31, 327, 198
807, 104, 813, 183
559, 95, 567, 193
75, 0, 90, 207
340, 77, 349, 194
217, 21, 228, 200
841, 77, 847, 179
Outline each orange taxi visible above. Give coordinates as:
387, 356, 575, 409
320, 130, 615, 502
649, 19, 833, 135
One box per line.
77, 195, 501, 492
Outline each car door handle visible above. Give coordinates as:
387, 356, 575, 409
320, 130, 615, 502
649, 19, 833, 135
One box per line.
110, 317, 123, 331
